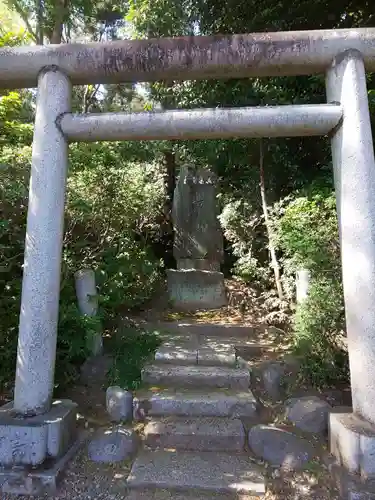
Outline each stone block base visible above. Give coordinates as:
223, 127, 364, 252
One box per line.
330, 408, 375, 478
330, 462, 375, 500
0, 432, 85, 496
0, 399, 77, 467
167, 269, 227, 310
0, 399, 81, 495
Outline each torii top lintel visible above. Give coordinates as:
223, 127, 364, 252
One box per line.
0, 28, 375, 89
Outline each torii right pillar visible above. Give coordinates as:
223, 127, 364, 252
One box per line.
327, 49, 375, 487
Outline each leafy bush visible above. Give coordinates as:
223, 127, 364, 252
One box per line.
219, 198, 270, 286
107, 325, 162, 390
273, 190, 340, 274
273, 187, 349, 388
293, 276, 348, 387
65, 151, 165, 318
0, 131, 164, 392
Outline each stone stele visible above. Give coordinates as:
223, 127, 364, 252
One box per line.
168, 164, 227, 309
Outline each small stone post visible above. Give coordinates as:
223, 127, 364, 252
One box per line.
13, 68, 72, 416
74, 268, 102, 355
296, 268, 310, 304
327, 50, 375, 479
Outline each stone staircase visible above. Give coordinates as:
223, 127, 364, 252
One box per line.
126, 322, 267, 498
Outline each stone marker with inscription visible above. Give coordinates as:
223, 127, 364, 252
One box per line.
167, 164, 227, 309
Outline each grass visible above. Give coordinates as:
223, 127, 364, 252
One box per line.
106, 325, 162, 390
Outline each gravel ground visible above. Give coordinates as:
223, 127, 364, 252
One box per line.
1, 429, 339, 500
2, 442, 131, 500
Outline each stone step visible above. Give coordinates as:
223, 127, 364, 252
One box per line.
155, 345, 198, 365
154, 341, 237, 367
127, 449, 265, 496
153, 322, 256, 339
134, 388, 257, 419
144, 416, 245, 452
197, 345, 236, 366
142, 364, 250, 390
126, 489, 258, 500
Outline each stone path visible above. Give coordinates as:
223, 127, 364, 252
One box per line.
127, 322, 269, 498
2, 319, 342, 499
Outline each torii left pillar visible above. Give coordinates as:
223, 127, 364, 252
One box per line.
0, 67, 79, 496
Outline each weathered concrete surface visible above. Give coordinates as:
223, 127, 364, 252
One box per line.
178, 259, 220, 271
2, 29, 375, 88
154, 335, 236, 367
197, 344, 236, 367
169, 162, 225, 309
144, 416, 245, 452
155, 346, 198, 365
327, 51, 375, 425
167, 270, 227, 310
172, 165, 223, 264
126, 489, 261, 500
14, 68, 71, 416
74, 268, 102, 355
330, 410, 375, 478
330, 461, 375, 500
127, 449, 265, 495
142, 364, 250, 390
60, 104, 342, 142
134, 388, 257, 418
0, 432, 86, 496
151, 321, 257, 340
155, 335, 198, 365
0, 399, 77, 467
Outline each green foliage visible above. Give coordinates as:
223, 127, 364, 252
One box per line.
273, 190, 340, 273
274, 187, 348, 388
4, 0, 375, 397
0, 144, 164, 391
219, 199, 270, 286
65, 148, 165, 319
0, 69, 164, 393
0, 91, 33, 144
107, 325, 162, 390
293, 277, 348, 388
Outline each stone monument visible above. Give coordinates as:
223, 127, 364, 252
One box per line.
167, 164, 227, 309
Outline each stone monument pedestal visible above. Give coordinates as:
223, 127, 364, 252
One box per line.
0, 400, 82, 495
330, 409, 375, 478
167, 269, 227, 310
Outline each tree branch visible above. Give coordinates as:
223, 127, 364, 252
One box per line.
259, 139, 284, 301
7, 0, 38, 42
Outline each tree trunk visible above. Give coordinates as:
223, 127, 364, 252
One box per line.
164, 150, 176, 209
50, 0, 68, 44
259, 139, 284, 301
161, 150, 176, 267
36, 0, 44, 44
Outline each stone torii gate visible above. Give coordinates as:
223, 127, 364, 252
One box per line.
1, 28, 375, 494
